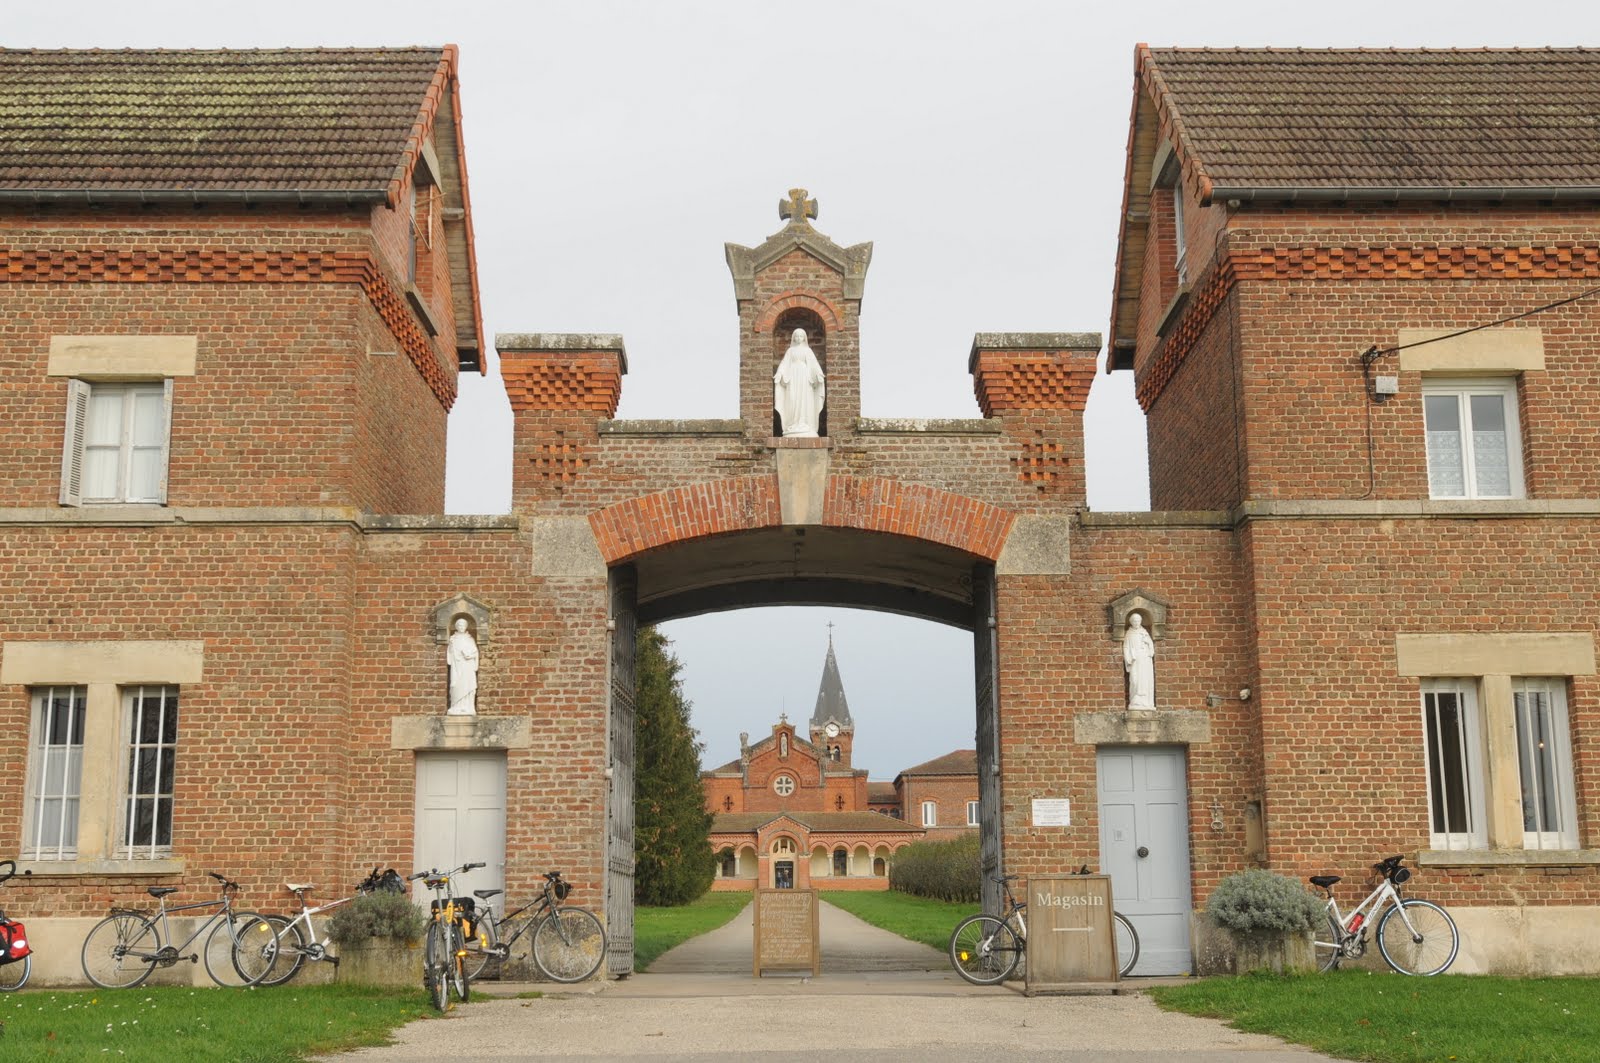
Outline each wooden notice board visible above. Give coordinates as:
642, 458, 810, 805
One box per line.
1025, 874, 1118, 993
753, 888, 820, 976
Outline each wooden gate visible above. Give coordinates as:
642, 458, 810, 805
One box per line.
973, 563, 1005, 915
603, 565, 638, 977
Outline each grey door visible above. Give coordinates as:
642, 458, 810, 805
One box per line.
604, 565, 638, 977
1097, 746, 1193, 975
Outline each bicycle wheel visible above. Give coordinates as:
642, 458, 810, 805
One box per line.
0, 954, 29, 991
1315, 912, 1344, 972
424, 921, 449, 1010
1376, 898, 1459, 976
82, 912, 161, 989
449, 920, 470, 1003
464, 909, 499, 982
949, 914, 1021, 986
204, 910, 264, 987
532, 907, 606, 983
1112, 912, 1140, 977
235, 914, 307, 987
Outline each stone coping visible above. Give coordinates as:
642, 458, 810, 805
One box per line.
0, 507, 520, 532
1416, 849, 1600, 868
854, 417, 1001, 435
600, 418, 745, 437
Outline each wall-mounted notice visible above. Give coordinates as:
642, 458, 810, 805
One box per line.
1031, 798, 1071, 826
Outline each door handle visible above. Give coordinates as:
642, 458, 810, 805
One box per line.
1136, 846, 1150, 858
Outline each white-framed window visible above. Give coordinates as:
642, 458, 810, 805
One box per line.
1512, 678, 1578, 850
25, 687, 87, 860
967, 800, 981, 827
1172, 187, 1188, 285
1421, 678, 1487, 850
772, 774, 795, 797
120, 686, 179, 859
921, 800, 938, 827
771, 836, 796, 855
61, 379, 173, 505
1421, 378, 1523, 500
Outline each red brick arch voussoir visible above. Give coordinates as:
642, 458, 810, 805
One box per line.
753, 291, 844, 334
587, 475, 1016, 564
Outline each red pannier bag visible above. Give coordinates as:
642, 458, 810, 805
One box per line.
0, 918, 30, 963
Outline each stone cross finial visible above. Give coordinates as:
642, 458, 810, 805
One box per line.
779, 188, 817, 228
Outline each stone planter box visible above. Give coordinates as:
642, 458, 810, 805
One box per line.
1192, 910, 1316, 975
336, 938, 425, 987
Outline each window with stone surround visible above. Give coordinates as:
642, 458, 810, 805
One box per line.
1421, 378, 1523, 500
1422, 676, 1578, 852
61, 380, 172, 505
25, 683, 180, 863
921, 800, 937, 827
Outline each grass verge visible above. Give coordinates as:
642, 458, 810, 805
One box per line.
1149, 970, 1600, 1063
819, 889, 978, 951
633, 891, 750, 971
0, 983, 438, 1063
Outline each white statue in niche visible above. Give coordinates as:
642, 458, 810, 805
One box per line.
447, 618, 479, 716
773, 327, 826, 437
1123, 612, 1156, 710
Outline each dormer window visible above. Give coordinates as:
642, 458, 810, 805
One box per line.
1172, 188, 1188, 285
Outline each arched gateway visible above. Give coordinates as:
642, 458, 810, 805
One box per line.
497, 193, 1116, 976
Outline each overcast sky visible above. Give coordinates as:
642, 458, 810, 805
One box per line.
18, 1, 1597, 779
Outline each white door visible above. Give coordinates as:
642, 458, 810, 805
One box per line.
414, 752, 506, 902
1097, 746, 1193, 975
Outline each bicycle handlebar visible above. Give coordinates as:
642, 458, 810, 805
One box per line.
207, 870, 241, 892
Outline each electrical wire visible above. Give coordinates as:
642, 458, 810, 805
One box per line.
1365, 281, 1600, 360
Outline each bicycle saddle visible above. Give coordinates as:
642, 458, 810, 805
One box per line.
1309, 875, 1341, 888
147, 886, 179, 898
474, 889, 503, 900
285, 882, 315, 893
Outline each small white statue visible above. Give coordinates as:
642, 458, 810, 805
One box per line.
1123, 613, 1155, 710
447, 618, 479, 716
774, 328, 826, 437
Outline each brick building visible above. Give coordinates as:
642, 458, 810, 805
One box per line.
701, 634, 977, 890
2, 45, 1598, 984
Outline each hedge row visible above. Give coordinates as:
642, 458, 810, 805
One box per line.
888, 832, 981, 902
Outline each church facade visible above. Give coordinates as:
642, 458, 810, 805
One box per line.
1, 45, 1598, 983
700, 635, 978, 891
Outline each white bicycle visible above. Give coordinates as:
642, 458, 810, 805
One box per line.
1311, 854, 1459, 976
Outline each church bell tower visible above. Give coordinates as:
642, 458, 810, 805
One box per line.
807, 626, 855, 767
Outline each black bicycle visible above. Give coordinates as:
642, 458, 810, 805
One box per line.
949, 873, 1139, 985
464, 870, 606, 983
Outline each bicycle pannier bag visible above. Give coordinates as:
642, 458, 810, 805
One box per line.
0, 918, 30, 964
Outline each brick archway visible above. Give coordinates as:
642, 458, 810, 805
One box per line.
587, 474, 1016, 564
753, 290, 843, 333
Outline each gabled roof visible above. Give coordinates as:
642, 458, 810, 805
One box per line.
1145, 47, 1600, 201
724, 194, 873, 301
867, 782, 898, 801
896, 749, 977, 778
0, 46, 485, 368
1108, 46, 1600, 369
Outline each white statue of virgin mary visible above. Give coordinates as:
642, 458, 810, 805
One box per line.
774, 328, 825, 437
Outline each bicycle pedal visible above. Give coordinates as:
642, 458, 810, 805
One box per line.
329, 957, 341, 969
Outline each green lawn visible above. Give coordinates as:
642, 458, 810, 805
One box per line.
633, 891, 750, 971
0, 984, 438, 1063
1150, 970, 1600, 1063
819, 889, 978, 951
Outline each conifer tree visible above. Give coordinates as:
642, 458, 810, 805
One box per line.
633, 626, 714, 905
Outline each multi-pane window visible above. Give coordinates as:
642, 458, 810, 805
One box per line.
1422, 379, 1523, 499
921, 800, 937, 827
121, 686, 178, 858
1421, 679, 1487, 849
967, 800, 981, 827
26, 687, 87, 860
1512, 679, 1577, 850
61, 379, 172, 505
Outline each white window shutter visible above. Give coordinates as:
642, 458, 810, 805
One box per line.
59, 379, 90, 506
157, 378, 174, 504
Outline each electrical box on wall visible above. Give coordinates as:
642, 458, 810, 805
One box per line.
1374, 375, 1400, 396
